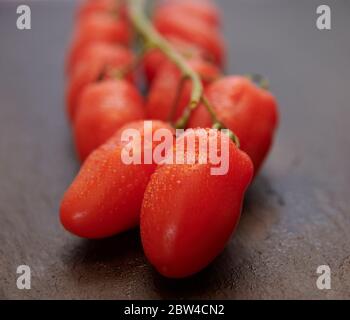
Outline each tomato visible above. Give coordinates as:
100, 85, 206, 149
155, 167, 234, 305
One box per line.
188, 76, 279, 174
67, 41, 134, 78
67, 12, 130, 74
155, 0, 220, 28
77, 0, 126, 21
154, 8, 225, 66
142, 36, 211, 84
144, 0, 222, 82
60, 120, 175, 239
73, 79, 145, 162
141, 129, 253, 278
66, 43, 134, 121
146, 58, 220, 123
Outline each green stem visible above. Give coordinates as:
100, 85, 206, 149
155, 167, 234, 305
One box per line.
203, 96, 240, 148
128, 0, 203, 128
128, 0, 240, 148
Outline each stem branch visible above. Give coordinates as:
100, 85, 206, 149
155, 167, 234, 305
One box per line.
128, 0, 240, 147
203, 96, 240, 148
128, 0, 203, 128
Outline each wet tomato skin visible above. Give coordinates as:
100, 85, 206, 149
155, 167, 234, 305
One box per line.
189, 76, 279, 174
66, 43, 134, 122
141, 129, 253, 278
60, 121, 174, 239
146, 58, 220, 123
73, 79, 145, 162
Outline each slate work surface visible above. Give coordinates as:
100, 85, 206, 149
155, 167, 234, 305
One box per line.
0, 0, 349, 299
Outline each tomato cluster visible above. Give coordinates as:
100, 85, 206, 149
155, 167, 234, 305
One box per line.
61, 0, 279, 278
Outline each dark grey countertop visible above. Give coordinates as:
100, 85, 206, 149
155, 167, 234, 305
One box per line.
0, 0, 349, 299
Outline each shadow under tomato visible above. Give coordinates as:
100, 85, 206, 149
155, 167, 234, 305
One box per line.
60, 174, 282, 298
149, 174, 284, 299
150, 248, 239, 299
61, 229, 147, 281
238, 174, 283, 243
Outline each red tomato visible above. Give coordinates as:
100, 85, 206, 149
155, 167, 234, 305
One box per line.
141, 129, 253, 278
67, 41, 133, 78
154, 8, 225, 66
67, 12, 130, 74
142, 36, 211, 84
146, 58, 220, 123
188, 76, 279, 174
155, 0, 220, 28
77, 0, 126, 21
60, 120, 175, 239
66, 43, 134, 121
73, 79, 146, 162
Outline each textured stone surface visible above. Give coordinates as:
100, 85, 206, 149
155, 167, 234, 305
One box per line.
0, 0, 349, 299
